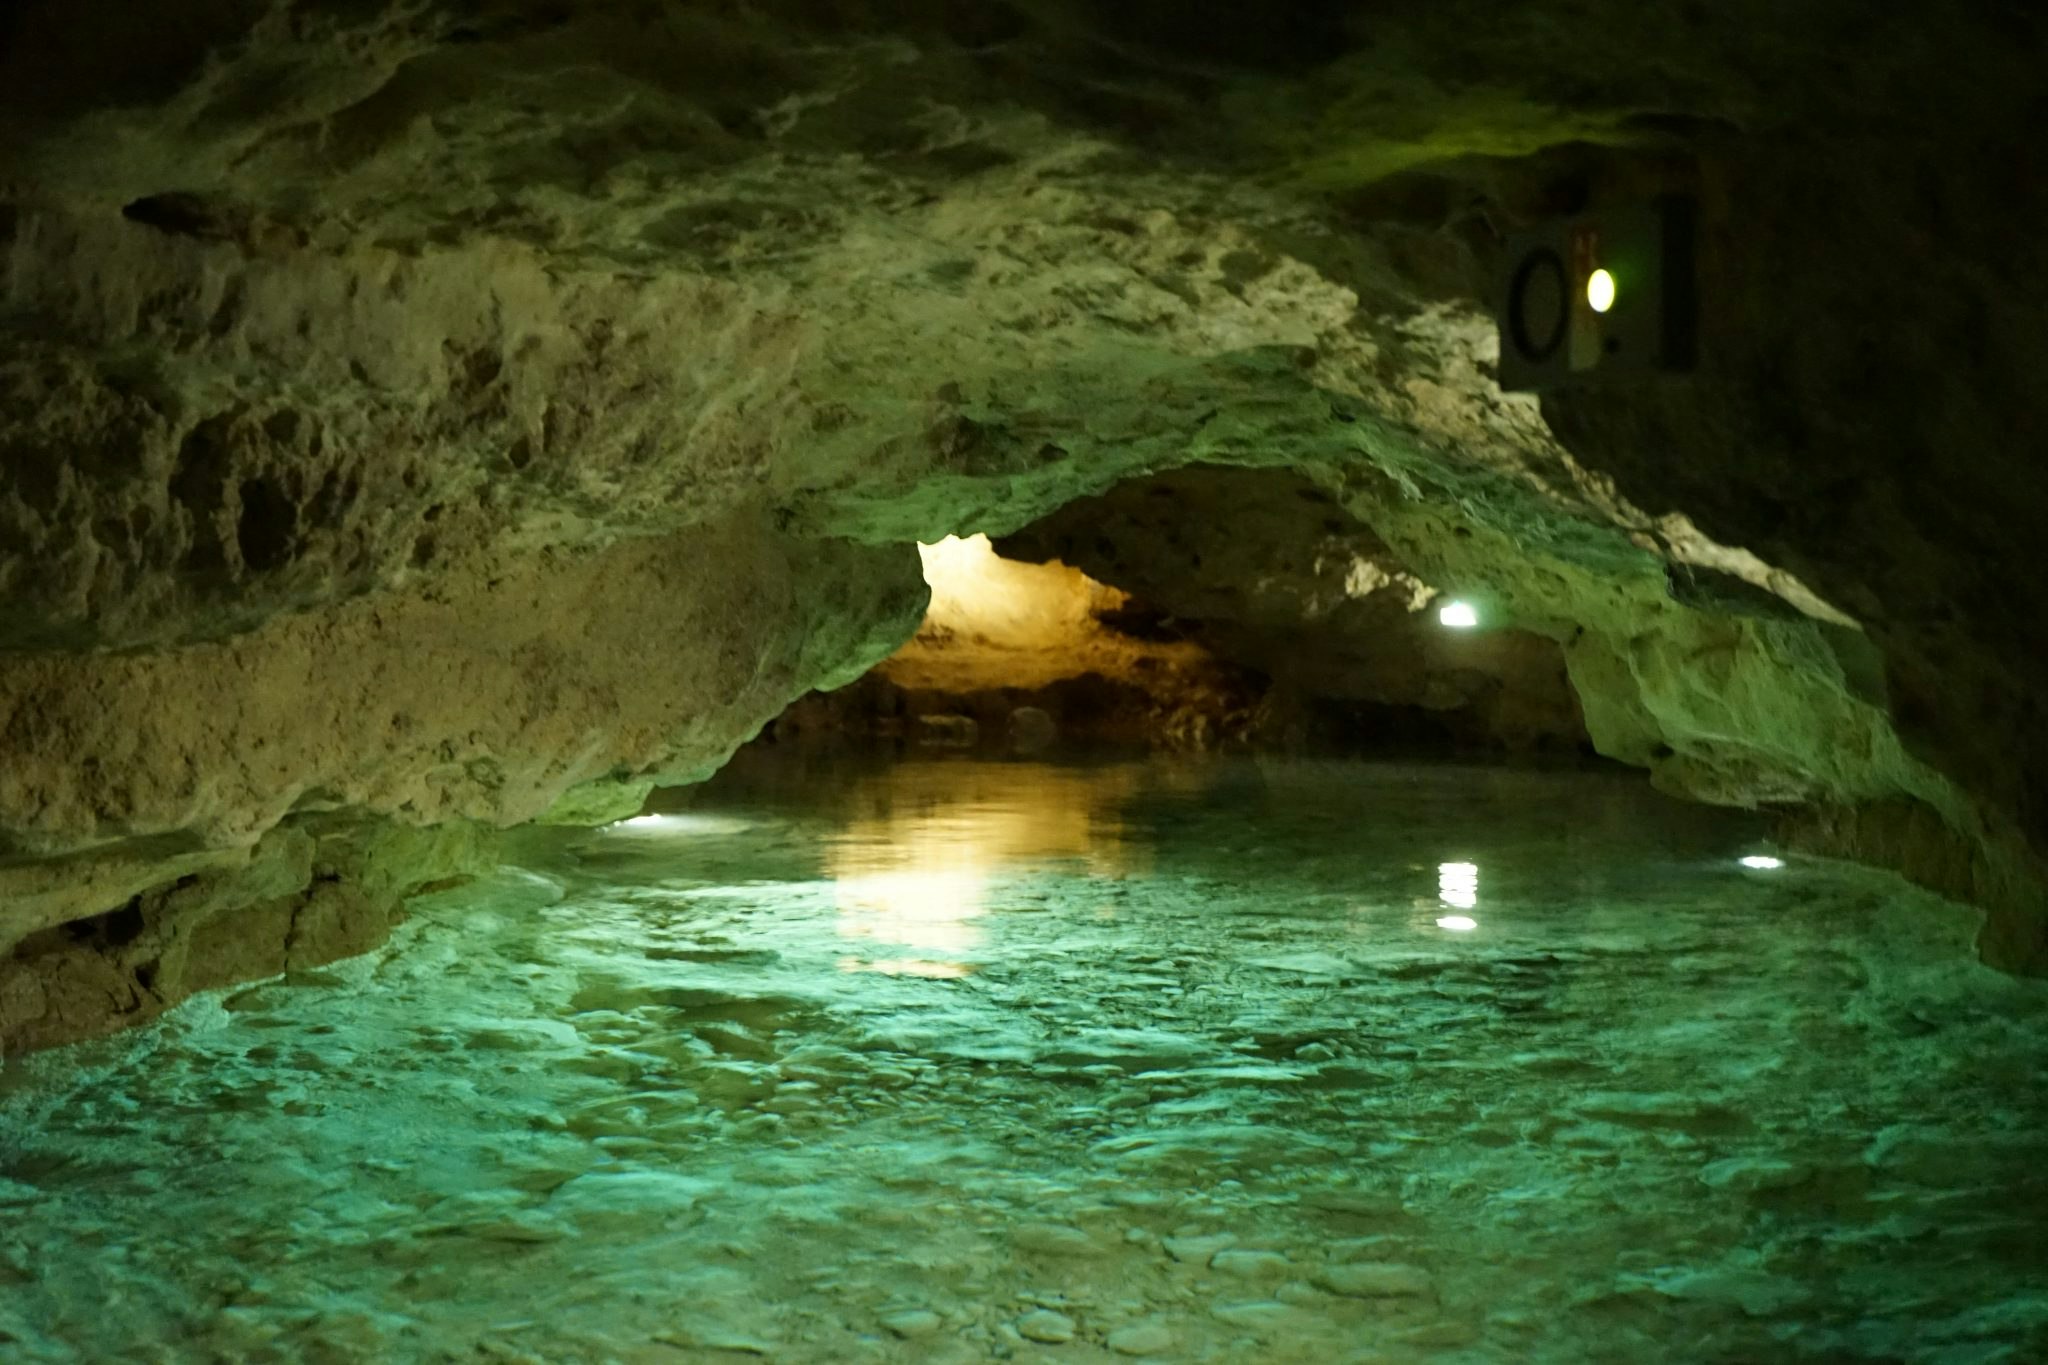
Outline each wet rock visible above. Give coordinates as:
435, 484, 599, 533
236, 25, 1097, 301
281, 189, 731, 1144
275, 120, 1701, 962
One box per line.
881, 1309, 943, 1340
1014, 1223, 1100, 1257
1209, 1249, 1292, 1281
654, 1325, 778, 1357
1162, 1233, 1236, 1265
1299, 1188, 1406, 1219
1106, 1321, 1175, 1356
1009, 707, 1059, 755
1015, 1309, 1076, 1344
1316, 1262, 1435, 1299
1399, 1319, 1482, 1348
1207, 1301, 1299, 1330
548, 1170, 714, 1225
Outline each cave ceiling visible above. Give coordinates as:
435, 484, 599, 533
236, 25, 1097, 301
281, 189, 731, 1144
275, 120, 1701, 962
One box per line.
2, 0, 2044, 1048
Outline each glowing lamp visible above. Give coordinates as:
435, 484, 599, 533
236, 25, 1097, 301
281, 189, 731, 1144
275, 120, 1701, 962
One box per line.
1738, 855, 1784, 870
1438, 600, 1479, 629
1496, 195, 1697, 392
1586, 268, 1617, 314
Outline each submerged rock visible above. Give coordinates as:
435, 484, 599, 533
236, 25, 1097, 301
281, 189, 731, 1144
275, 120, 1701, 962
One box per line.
1316, 1263, 1435, 1300
1015, 1309, 1077, 1344
1106, 1320, 1175, 1356
880, 1309, 943, 1340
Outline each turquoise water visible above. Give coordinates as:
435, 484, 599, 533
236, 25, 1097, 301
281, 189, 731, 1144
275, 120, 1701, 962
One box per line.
3, 757, 2045, 1363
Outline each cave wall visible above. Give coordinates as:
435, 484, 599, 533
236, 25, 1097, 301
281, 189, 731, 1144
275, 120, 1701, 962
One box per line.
0, 516, 922, 1049
3, 0, 2044, 1047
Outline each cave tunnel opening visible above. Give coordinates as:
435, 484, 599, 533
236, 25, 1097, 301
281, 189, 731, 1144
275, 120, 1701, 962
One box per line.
750, 466, 1603, 767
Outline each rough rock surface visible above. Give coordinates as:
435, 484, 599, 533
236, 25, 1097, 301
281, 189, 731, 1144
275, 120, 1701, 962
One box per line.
0, 511, 920, 1049
2, 0, 2044, 1043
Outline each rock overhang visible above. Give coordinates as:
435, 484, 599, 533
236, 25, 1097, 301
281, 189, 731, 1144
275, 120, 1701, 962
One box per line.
3, 0, 2045, 1050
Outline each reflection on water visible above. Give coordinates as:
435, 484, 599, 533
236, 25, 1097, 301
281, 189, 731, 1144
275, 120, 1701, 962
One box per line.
603, 812, 756, 836
7, 756, 2047, 1365
834, 862, 987, 966
1438, 859, 1480, 909
814, 761, 1147, 977
1436, 859, 1480, 930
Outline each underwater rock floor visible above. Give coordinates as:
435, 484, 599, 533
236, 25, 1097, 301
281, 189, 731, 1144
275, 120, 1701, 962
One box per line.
5, 757, 2047, 1364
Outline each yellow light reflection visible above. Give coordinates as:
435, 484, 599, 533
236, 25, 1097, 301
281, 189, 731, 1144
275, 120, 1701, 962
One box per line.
828, 763, 1146, 977
834, 864, 989, 957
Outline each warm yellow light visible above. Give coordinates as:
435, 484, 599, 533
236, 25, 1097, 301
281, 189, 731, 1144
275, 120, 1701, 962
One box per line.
834, 869, 987, 956
1586, 268, 1617, 314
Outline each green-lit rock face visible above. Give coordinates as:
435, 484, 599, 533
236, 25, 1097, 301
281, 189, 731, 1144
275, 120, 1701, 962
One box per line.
1, 0, 2044, 1044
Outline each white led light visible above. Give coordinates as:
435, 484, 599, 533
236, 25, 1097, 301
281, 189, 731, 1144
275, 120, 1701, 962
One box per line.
1438, 861, 1479, 910
1586, 268, 1617, 314
1738, 854, 1784, 870
1438, 600, 1479, 629
1436, 915, 1478, 932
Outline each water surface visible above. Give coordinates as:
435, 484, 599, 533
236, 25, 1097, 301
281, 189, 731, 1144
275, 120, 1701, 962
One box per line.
4, 757, 2045, 1362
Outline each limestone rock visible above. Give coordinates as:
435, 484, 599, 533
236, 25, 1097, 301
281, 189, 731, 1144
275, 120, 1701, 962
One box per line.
0, 0, 2044, 1041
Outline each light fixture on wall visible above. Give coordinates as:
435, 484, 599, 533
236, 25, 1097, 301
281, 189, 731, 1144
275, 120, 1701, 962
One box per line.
1585, 267, 1617, 314
1497, 195, 1697, 392
1437, 600, 1479, 629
